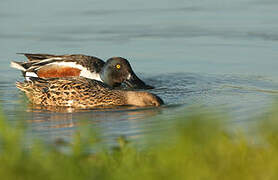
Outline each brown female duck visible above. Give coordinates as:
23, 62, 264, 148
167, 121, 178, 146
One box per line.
16, 77, 163, 109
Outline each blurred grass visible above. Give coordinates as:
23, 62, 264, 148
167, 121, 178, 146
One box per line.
0, 105, 278, 180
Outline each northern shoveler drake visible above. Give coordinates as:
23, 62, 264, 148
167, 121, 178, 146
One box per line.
16, 77, 163, 108
11, 53, 153, 89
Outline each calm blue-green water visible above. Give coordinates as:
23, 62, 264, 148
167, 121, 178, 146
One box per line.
1, 0, 278, 144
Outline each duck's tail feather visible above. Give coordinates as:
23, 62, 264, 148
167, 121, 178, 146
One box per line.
16, 77, 46, 91
11, 61, 39, 81
10, 61, 26, 71
16, 81, 29, 92
17, 53, 58, 61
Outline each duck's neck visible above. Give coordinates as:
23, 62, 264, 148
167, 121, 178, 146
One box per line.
100, 69, 113, 87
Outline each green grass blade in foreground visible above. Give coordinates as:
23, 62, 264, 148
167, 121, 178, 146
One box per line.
0, 105, 278, 179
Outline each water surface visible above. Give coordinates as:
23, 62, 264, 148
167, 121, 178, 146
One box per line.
1, 0, 278, 144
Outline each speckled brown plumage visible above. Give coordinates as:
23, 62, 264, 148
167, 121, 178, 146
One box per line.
16, 77, 163, 109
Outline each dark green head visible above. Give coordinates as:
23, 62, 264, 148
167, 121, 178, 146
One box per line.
100, 57, 153, 89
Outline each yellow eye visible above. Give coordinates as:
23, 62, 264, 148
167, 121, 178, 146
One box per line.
116, 64, 121, 69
